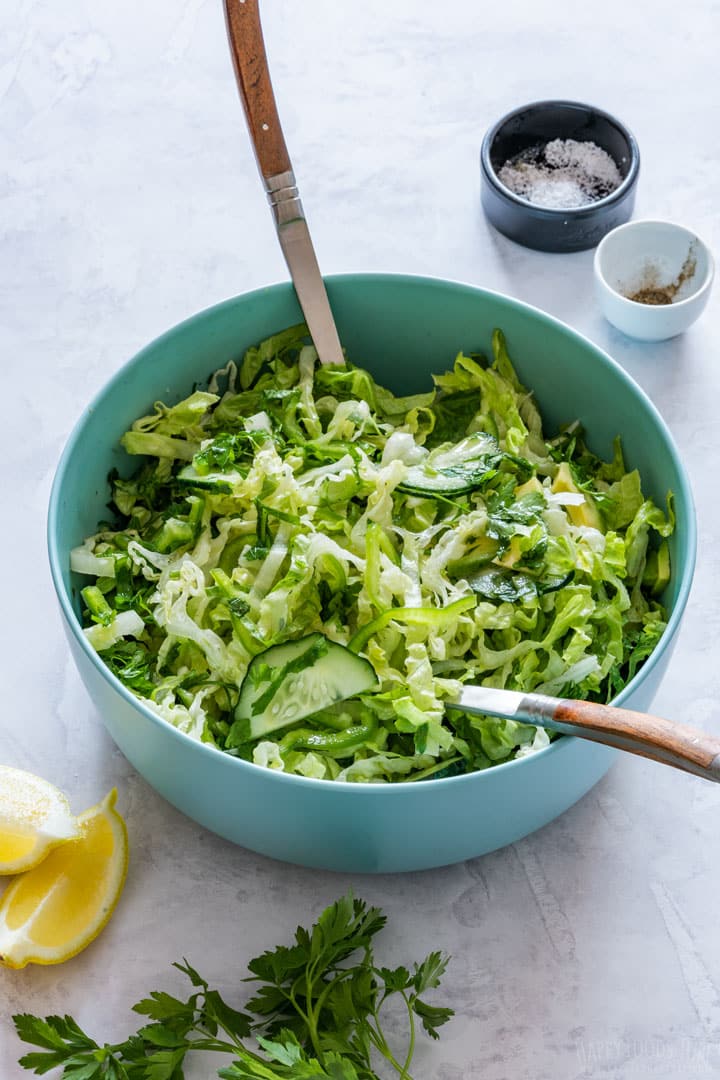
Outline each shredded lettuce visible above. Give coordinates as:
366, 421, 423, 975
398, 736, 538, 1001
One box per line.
70, 325, 674, 783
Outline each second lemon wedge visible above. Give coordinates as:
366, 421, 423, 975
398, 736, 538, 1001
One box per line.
0, 788, 128, 968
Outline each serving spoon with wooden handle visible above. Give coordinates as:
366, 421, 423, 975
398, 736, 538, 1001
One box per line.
457, 685, 720, 781
234, 636, 720, 783
223, 0, 344, 367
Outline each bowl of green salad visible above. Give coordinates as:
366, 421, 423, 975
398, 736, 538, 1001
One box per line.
48, 274, 695, 872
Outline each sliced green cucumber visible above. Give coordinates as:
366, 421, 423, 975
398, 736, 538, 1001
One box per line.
227, 633, 378, 745
643, 540, 671, 597
537, 571, 574, 595
399, 432, 502, 495
177, 464, 245, 493
447, 535, 501, 577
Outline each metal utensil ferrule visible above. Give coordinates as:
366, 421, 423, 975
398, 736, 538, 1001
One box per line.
265, 169, 305, 226
516, 693, 564, 726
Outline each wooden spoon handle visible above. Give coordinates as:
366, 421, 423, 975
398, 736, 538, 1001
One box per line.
223, 0, 290, 180
544, 698, 720, 782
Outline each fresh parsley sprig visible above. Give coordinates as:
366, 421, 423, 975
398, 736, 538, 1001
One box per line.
14, 893, 453, 1080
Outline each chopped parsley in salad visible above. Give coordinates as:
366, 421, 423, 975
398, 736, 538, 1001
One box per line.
71, 326, 674, 783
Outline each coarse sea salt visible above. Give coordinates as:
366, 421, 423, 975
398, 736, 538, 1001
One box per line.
497, 138, 622, 210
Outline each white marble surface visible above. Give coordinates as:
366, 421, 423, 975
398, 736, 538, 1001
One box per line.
2, 1, 719, 1077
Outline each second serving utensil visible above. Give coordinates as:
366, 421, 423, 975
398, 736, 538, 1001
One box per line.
223, 0, 344, 367
236, 638, 720, 784
458, 684, 720, 782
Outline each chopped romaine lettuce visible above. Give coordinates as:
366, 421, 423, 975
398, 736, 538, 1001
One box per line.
71, 325, 674, 782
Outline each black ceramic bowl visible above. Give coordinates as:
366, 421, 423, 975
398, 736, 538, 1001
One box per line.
480, 100, 640, 253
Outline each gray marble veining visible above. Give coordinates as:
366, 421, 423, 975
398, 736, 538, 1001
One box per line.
2, 1, 719, 1077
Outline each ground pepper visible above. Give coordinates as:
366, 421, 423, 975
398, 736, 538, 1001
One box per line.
625, 247, 697, 305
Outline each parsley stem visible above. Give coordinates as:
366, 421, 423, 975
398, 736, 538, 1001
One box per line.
302, 977, 325, 1064
365, 1008, 412, 1080
187, 1027, 271, 1068
287, 983, 319, 1060
399, 992, 416, 1079
187, 1035, 245, 1053
311, 967, 354, 1021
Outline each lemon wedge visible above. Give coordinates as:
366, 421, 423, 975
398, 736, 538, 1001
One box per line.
0, 766, 80, 875
0, 788, 128, 968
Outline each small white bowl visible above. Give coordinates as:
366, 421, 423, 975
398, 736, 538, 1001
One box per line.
594, 220, 714, 341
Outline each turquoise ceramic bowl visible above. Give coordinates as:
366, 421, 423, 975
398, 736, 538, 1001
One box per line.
48, 275, 696, 872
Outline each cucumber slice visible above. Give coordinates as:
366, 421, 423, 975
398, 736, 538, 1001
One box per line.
537, 571, 574, 595
643, 540, 671, 597
228, 634, 378, 745
447, 535, 501, 577
399, 432, 502, 495
177, 464, 245, 493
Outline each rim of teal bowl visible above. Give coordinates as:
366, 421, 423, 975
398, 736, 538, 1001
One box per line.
47, 273, 697, 797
